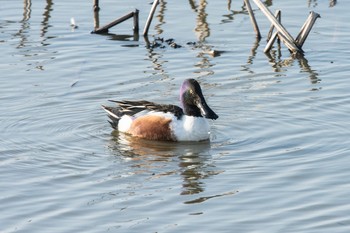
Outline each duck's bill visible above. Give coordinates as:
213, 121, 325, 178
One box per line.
196, 99, 219, 120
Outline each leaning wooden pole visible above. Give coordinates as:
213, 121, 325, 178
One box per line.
252, 0, 302, 54
92, 11, 135, 34
143, 0, 160, 36
265, 10, 281, 53
266, 10, 281, 42
277, 32, 300, 53
295, 11, 320, 48
244, 0, 261, 39
264, 31, 278, 53
252, 0, 294, 42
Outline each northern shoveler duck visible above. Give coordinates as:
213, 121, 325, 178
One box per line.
102, 79, 218, 142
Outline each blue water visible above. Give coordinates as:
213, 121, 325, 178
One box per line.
1, 0, 350, 232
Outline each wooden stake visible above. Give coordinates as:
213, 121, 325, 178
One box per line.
295, 11, 320, 48
252, 0, 302, 53
143, 0, 160, 36
264, 31, 278, 53
244, 0, 261, 39
93, 0, 100, 12
265, 10, 281, 53
267, 10, 281, 42
93, 6, 100, 30
92, 11, 135, 34
277, 32, 301, 53
133, 9, 139, 34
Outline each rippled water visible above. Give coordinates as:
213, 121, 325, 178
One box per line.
1, 0, 350, 232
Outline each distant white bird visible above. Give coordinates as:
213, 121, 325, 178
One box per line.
70, 17, 78, 29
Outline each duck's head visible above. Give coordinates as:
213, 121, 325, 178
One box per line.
180, 79, 218, 120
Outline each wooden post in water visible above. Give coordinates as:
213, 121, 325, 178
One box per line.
244, 0, 319, 55
133, 9, 139, 34
93, 0, 100, 11
244, 0, 261, 39
264, 31, 278, 53
93, 4, 100, 30
92, 11, 136, 34
143, 0, 160, 36
252, 0, 302, 54
295, 11, 320, 48
252, 0, 294, 43
265, 10, 281, 53
266, 10, 281, 42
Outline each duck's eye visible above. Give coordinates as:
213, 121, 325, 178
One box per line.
183, 90, 194, 103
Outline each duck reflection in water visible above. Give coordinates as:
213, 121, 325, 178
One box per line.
108, 131, 222, 196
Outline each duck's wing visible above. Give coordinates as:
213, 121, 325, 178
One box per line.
109, 100, 184, 119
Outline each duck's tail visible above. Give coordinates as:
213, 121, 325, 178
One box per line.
101, 105, 123, 129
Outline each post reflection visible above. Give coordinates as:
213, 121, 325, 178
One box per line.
296, 54, 319, 84
108, 132, 222, 196
222, 0, 246, 24
235, 33, 320, 85
16, 0, 32, 48
41, 0, 53, 45
17, 0, 54, 47
194, 49, 215, 78
265, 50, 319, 84
189, 0, 210, 42
145, 46, 168, 78
155, 0, 167, 35
23, 0, 31, 21
188, 0, 217, 78
241, 38, 261, 74
14, 0, 56, 70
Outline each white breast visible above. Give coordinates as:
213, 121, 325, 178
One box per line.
171, 116, 210, 141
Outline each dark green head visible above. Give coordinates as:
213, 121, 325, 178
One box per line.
180, 79, 218, 120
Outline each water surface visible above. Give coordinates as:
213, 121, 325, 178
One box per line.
1, 0, 350, 232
